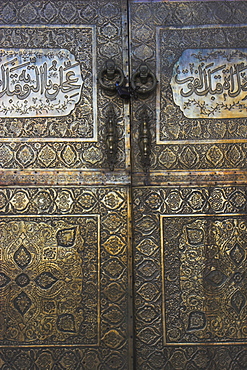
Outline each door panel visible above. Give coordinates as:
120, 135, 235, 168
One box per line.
133, 185, 247, 368
0, 0, 130, 185
0, 185, 131, 369
130, 1, 247, 368
130, 0, 247, 184
0, 1, 133, 369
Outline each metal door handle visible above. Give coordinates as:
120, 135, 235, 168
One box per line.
138, 106, 151, 172
98, 59, 125, 92
98, 60, 157, 99
105, 104, 118, 171
131, 63, 157, 96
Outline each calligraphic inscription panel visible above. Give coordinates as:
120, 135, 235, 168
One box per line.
171, 48, 247, 119
0, 186, 131, 369
0, 48, 83, 118
133, 186, 247, 369
158, 27, 247, 144
0, 26, 96, 139
130, 1, 247, 173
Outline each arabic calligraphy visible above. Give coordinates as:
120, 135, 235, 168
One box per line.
171, 49, 247, 118
0, 49, 83, 117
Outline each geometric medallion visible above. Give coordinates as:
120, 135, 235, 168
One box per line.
13, 245, 31, 270
0, 272, 11, 288
231, 291, 246, 315
34, 272, 58, 289
15, 273, 30, 287
230, 243, 245, 266
13, 291, 32, 316
205, 270, 227, 287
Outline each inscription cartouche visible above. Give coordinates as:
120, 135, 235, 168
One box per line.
0, 49, 83, 117
171, 49, 247, 118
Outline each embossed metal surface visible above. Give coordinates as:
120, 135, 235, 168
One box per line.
130, 1, 247, 369
0, 1, 133, 369
130, 1, 247, 177
170, 48, 247, 119
0, 47, 84, 118
133, 185, 247, 369
0, 186, 131, 368
1, 0, 247, 368
0, 0, 131, 186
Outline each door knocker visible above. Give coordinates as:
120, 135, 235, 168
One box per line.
98, 59, 125, 93
98, 59, 158, 100
131, 63, 157, 96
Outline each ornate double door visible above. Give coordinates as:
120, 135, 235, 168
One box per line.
0, 1, 247, 369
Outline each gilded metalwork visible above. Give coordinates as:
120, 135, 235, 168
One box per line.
133, 185, 247, 369
0, 216, 99, 344
162, 215, 247, 344
1, 1, 247, 369
170, 48, 247, 119
105, 104, 118, 171
131, 63, 157, 96
0, 0, 129, 175
130, 1, 247, 172
158, 27, 247, 144
0, 185, 130, 368
131, 5, 247, 364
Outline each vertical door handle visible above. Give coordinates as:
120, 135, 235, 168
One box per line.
138, 106, 151, 173
105, 104, 118, 171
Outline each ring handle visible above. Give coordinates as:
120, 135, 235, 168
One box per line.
98, 59, 125, 92
131, 63, 157, 95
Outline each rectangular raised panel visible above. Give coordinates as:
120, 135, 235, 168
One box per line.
0, 185, 131, 368
133, 185, 247, 368
0, 48, 83, 118
161, 214, 247, 345
0, 215, 100, 346
171, 48, 247, 119
130, 1, 247, 175
157, 26, 247, 145
0, 0, 130, 176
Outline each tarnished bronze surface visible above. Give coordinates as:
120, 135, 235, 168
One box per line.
0, 0, 131, 186
0, 0, 133, 368
130, 0, 247, 178
0, 185, 131, 368
130, 1, 247, 369
1, 0, 247, 368
133, 185, 247, 368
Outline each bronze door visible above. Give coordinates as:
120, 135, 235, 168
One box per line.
130, 1, 247, 369
0, 1, 247, 369
0, 1, 133, 369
